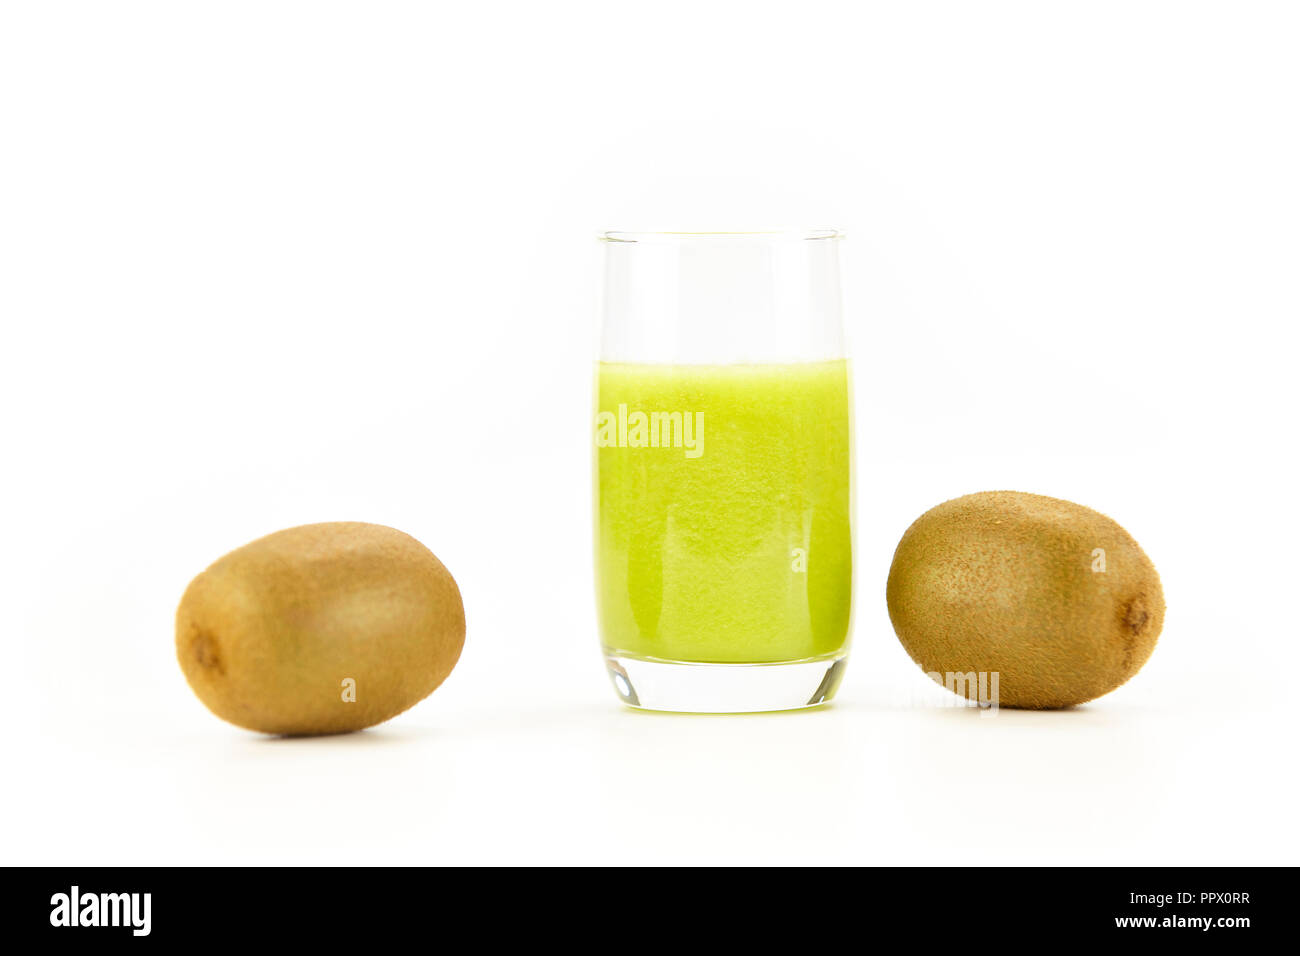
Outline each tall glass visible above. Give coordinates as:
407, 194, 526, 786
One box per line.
594, 230, 853, 712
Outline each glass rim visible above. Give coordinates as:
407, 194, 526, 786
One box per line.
600, 228, 842, 244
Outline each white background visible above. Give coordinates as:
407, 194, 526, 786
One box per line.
2, 1, 1297, 865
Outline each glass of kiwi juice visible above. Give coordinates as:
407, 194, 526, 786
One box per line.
594, 229, 854, 712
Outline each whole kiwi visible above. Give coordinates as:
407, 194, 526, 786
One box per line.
886, 491, 1164, 708
176, 522, 465, 735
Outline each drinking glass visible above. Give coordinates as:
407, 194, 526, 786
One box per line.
594, 229, 853, 712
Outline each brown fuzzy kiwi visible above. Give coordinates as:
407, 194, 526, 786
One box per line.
885, 491, 1164, 708
176, 522, 465, 735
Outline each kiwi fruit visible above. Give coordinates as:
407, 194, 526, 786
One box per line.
176, 522, 465, 735
886, 491, 1163, 708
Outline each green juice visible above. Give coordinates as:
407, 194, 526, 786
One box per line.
595, 360, 853, 664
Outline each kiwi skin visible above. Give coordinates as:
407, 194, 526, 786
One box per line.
886, 491, 1164, 709
176, 522, 465, 735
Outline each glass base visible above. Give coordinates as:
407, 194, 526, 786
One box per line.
602, 652, 848, 714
